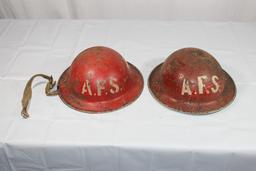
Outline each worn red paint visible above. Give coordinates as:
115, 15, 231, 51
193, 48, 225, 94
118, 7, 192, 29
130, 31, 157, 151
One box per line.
58, 46, 144, 113
148, 48, 236, 114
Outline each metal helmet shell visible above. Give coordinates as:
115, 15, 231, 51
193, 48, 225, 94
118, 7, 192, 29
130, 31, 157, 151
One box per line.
148, 48, 236, 114
58, 46, 144, 112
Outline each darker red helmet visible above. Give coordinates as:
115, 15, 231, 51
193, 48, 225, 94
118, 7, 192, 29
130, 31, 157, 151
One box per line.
148, 48, 236, 114
58, 46, 144, 112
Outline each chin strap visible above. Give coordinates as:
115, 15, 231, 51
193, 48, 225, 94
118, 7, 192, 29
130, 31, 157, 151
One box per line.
21, 74, 58, 119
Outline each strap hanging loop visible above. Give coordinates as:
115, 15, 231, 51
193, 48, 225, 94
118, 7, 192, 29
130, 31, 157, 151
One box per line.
21, 74, 58, 119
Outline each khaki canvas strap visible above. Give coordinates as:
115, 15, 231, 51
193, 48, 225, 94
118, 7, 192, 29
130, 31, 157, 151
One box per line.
21, 74, 58, 119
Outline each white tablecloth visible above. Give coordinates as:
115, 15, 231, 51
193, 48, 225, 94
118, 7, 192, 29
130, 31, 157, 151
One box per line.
0, 20, 256, 171
1, 0, 256, 21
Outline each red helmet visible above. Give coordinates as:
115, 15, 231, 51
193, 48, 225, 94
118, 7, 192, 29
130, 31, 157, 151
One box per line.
58, 46, 144, 112
148, 48, 236, 114
21, 46, 144, 118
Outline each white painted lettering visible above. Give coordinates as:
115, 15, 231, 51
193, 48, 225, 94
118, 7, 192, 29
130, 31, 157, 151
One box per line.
198, 75, 207, 94
109, 78, 120, 94
81, 80, 92, 96
211, 75, 219, 93
96, 80, 106, 96
181, 79, 192, 95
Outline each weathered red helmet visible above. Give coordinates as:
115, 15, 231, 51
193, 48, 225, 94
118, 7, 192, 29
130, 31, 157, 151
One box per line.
58, 46, 144, 112
148, 48, 236, 114
21, 46, 144, 118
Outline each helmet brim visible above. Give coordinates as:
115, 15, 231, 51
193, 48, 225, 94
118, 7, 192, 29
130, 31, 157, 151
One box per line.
148, 63, 236, 115
57, 62, 144, 113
